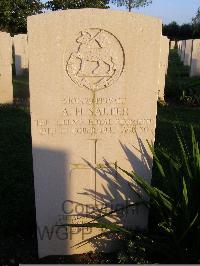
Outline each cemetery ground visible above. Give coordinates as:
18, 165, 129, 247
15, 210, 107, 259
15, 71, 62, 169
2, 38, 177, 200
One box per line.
0, 50, 200, 264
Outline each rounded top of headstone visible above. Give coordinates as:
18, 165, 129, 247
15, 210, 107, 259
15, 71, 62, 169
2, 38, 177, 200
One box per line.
0, 31, 11, 37
27, 8, 162, 25
13, 34, 27, 39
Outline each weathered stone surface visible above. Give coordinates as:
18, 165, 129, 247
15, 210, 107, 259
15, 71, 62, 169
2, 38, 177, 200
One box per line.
0, 32, 13, 104
190, 39, 200, 77
28, 9, 162, 257
158, 36, 169, 100
13, 34, 28, 76
184, 39, 193, 66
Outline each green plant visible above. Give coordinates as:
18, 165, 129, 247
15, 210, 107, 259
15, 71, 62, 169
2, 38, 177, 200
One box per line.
46, 0, 109, 10
60, 126, 200, 263
0, 0, 43, 34
111, 0, 152, 12
180, 88, 200, 106
120, 126, 200, 262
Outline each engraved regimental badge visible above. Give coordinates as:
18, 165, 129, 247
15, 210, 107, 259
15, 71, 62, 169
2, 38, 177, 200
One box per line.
66, 28, 125, 91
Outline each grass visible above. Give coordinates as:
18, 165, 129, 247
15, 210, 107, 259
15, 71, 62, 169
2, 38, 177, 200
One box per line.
1, 53, 200, 264
155, 105, 200, 154
119, 123, 200, 263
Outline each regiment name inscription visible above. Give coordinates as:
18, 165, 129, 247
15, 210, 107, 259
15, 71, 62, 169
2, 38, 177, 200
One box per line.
34, 96, 154, 136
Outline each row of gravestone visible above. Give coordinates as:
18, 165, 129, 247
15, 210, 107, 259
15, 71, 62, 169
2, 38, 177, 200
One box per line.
0, 32, 28, 104
0, 25, 169, 105
177, 39, 200, 76
0, 9, 170, 258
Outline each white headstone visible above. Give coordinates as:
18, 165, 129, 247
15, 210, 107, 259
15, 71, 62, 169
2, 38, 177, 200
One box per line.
190, 39, 200, 77
184, 39, 193, 66
28, 9, 162, 258
170, 40, 175, 49
181, 40, 186, 62
13, 34, 28, 76
177, 41, 182, 57
158, 36, 169, 100
0, 32, 13, 104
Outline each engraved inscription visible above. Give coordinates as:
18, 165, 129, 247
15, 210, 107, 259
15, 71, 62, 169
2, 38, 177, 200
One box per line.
34, 97, 154, 137
66, 28, 125, 91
